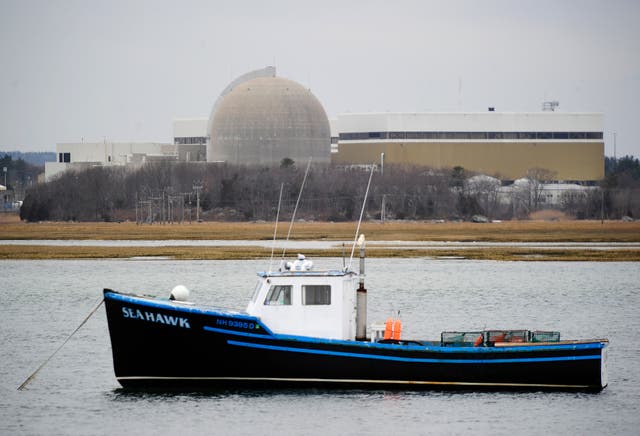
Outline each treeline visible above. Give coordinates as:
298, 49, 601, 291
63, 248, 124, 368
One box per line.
0, 151, 55, 167
19, 157, 640, 222
0, 153, 42, 194
601, 155, 640, 219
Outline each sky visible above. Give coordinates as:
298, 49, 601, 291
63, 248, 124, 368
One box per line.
1, 0, 639, 157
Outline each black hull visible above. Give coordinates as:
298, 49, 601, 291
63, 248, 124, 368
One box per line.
104, 290, 608, 391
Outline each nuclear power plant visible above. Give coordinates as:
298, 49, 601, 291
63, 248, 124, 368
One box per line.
207, 68, 330, 165
45, 66, 605, 184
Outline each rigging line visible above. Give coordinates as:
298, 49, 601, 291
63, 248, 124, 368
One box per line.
268, 182, 284, 273
18, 297, 104, 391
348, 165, 375, 270
280, 158, 312, 267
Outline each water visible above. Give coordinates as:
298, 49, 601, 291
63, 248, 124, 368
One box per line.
1, 258, 639, 435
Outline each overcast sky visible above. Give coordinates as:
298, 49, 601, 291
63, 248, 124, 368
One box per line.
1, 0, 639, 156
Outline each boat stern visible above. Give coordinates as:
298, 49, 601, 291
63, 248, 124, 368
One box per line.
600, 341, 609, 389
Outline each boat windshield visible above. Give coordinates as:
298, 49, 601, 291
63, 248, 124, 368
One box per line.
264, 285, 292, 305
250, 281, 262, 303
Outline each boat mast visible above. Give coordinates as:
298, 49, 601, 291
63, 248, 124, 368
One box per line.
348, 165, 374, 271
279, 158, 312, 269
268, 183, 284, 273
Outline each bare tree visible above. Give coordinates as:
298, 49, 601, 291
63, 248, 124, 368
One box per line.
464, 175, 501, 219
525, 168, 557, 211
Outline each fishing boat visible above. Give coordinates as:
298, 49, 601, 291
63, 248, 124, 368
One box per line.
103, 246, 608, 391
103, 167, 608, 391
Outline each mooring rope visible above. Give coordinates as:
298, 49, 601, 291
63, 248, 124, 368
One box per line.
17, 297, 104, 390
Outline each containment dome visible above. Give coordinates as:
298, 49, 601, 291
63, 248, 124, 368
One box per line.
208, 76, 330, 165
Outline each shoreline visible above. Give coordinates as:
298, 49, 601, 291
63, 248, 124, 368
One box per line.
1, 219, 639, 261
0, 245, 638, 261
1, 219, 639, 241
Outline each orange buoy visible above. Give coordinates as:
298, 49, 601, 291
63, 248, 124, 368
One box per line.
384, 317, 393, 339
392, 319, 402, 340
474, 334, 483, 347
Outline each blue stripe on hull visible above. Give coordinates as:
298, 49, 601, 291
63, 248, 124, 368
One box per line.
227, 340, 602, 364
204, 325, 605, 354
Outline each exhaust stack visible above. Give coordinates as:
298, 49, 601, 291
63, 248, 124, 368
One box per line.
356, 234, 367, 341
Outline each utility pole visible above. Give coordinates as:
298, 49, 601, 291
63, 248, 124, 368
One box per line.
193, 180, 203, 222
601, 188, 604, 225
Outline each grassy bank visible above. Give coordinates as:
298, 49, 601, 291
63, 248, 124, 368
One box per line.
0, 244, 638, 262
1, 220, 640, 242
1, 219, 638, 261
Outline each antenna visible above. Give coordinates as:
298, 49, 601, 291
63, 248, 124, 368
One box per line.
268, 183, 284, 273
348, 165, 375, 270
280, 158, 312, 266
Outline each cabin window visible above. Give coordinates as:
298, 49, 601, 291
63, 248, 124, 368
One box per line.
302, 285, 331, 305
264, 285, 291, 305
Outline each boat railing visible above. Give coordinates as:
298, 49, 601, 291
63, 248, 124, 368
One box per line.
441, 329, 562, 347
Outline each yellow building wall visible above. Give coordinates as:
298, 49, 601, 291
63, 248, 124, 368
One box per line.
332, 141, 604, 181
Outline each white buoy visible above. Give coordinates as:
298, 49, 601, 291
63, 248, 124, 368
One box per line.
170, 285, 190, 302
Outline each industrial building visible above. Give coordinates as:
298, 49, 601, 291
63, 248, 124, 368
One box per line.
207, 67, 330, 165
44, 142, 177, 181
330, 111, 604, 183
173, 118, 207, 162
45, 119, 208, 181
43, 66, 605, 185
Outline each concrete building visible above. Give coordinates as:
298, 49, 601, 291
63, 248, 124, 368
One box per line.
501, 180, 597, 206
45, 118, 209, 181
331, 111, 604, 182
44, 141, 176, 181
173, 118, 207, 162
463, 174, 596, 209
207, 67, 331, 165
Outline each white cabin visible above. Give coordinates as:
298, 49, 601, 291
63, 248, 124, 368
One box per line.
246, 256, 359, 340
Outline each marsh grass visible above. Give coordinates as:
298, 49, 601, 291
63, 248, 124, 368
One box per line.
1, 244, 638, 262
1, 220, 638, 260
2, 220, 640, 242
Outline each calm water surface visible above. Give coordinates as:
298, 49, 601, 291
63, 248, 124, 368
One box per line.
1, 258, 639, 435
